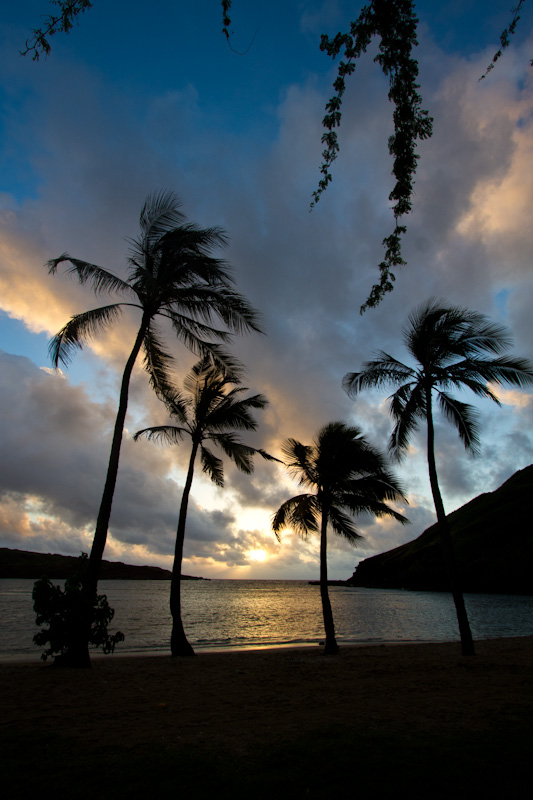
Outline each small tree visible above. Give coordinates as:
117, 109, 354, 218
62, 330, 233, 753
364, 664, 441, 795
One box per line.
33, 553, 124, 665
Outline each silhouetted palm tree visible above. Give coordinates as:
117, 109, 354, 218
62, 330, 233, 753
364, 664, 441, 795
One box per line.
47, 191, 261, 665
135, 356, 275, 656
343, 298, 533, 656
272, 421, 408, 654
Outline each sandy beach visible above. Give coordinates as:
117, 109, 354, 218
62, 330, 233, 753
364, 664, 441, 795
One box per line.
2, 637, 532, 796
3, 636, 532, 749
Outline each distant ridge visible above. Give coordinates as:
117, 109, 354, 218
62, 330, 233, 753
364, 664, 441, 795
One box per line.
349, 465, 533, 595
0, 548, 206, 581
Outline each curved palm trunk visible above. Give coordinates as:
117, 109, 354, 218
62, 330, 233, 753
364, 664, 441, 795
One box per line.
319, 508, 339, 654
68, 314, 151, 668
425, 388, 475, 657
169, 440, 198, 657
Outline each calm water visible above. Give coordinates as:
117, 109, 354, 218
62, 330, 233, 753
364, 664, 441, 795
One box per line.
1, 579, 532, 661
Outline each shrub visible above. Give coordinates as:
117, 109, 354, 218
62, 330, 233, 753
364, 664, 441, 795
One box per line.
33, 553, 124, 661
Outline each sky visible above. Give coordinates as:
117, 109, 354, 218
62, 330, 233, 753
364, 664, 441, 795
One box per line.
0, 1, 532, 580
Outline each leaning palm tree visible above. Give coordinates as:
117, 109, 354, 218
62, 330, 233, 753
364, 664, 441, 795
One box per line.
47, 191, 261, 666
134, 356, 276, 656
343, 298, 533, 656
272, 421, 408, 654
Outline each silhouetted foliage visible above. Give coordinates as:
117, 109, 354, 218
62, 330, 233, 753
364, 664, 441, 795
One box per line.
22, 3, 528, 307
480, 0, 530, 79
135, 356, 275, 656
273, 421, 407, 654
21, 0, 93, 60
48, 190, 260, 665
312, 0, 433, 311
343, 298, 533, 655
33, 553, 124, 664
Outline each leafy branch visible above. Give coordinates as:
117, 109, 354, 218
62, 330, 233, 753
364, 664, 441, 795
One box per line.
20, 0, 93, 60
311, 0, 433, 312
221, 0, 232, 41
480, 0, 530, 80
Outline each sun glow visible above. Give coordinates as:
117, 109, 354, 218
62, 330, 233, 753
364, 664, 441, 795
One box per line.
248, 549, 267, 562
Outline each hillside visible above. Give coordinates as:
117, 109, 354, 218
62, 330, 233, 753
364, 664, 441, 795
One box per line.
0, 548, 205, 581
350, 465, 533, 594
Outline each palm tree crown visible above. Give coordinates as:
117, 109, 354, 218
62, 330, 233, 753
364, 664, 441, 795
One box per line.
48, 190, 261, 389
273, 422, 407, 541
135, 356, 276, 656
135, 356, 274, 486
343, 298, 533, 460
273, 421, 408, 654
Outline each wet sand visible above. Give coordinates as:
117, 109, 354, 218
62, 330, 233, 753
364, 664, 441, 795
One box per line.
2, 636, 532, 756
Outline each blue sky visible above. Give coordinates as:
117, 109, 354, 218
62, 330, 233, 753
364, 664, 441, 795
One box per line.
1, 1, 532, 579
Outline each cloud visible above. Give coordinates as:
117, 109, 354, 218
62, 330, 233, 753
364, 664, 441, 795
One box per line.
1, 10, 532, 579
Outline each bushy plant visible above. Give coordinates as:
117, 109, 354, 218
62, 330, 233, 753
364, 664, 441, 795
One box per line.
33, 553, 124, 662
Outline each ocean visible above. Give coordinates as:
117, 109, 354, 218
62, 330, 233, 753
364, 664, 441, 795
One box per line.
2, 578, 533, 660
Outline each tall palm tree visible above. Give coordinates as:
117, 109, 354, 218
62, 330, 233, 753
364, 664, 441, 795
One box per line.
47, 191, 261, 665
343, 298, 533, 656
272, 421, 408, 654
134, 356, 276, 656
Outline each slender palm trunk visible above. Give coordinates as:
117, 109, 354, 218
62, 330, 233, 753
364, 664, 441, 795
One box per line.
68, 315, 151, 668
319, 507, 339, 654
170, 440, 198, 657
425, 388, 475, 657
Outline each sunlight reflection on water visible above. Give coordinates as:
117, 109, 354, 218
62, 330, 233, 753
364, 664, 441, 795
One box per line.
2, 578, 533, 660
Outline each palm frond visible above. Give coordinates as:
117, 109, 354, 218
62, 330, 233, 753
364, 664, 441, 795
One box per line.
210, 433, 255, 474
272, 494, 319, 540
137, 190, 186, 251
388, 383, 425, 460
341, 470, 407, 505
405, 298, 519, 366
455, 317, 514, 357
281, 439, 317, 487
141, 323, 177, 401
133, 425, 188, 446
340, 493, 408, 524
343, 353, 414, 397
208, 392, 269, 432
452, 356, 533, 389
46, 254, 132, 297
185, 353, 245, 386
327, 506, 363, 542
200, 445, 225, 487
210, 433, 279, 473
49, 304, 123, 367
437, 392, 481, 454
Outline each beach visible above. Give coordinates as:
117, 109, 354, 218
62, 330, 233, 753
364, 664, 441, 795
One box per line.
2, 637, 532, 796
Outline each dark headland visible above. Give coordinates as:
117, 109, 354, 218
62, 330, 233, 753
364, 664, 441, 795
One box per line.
0, 548, 206, 580
348, 464, 533, 594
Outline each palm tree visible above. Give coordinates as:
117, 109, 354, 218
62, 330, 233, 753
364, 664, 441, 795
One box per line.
134, 356, 276, 656
272, 421, 408, 654
343, 298, 533, 656
47, 191, 261, 665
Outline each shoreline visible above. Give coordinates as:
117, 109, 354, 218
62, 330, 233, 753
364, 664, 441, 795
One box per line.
0, 632, 516, 664
2, 630, 532, 664
4, 628, 533, 662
